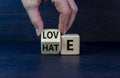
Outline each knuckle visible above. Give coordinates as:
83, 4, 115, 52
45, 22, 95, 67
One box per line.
51, 0, 58, 3
71, 6, 78, 13
51, 0, 55, 3
22, 1, 39, 9
25, 4, 38, 9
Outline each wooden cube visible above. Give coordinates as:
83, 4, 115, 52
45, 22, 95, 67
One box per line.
41, 29, 61, 54
61, 34, 80, 55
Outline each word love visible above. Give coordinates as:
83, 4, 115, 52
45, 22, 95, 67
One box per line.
42, 31, 59, 39
41, 29, 80, 55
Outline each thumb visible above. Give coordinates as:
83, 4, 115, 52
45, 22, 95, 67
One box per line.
26, 8, 44, 36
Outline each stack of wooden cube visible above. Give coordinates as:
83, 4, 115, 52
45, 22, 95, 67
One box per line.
41, 29, 80, 55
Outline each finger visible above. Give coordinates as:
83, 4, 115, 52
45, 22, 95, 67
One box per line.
52, 0, 71, 34
27, 8, 44, 36
66, 0, 78, 32
21, 0, 41, 9
21, 0, 44, 36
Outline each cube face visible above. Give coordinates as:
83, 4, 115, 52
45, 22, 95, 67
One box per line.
41, 42, 61, 54
41, 29, 61, 42
61, 34, 80, 55
41, 29, 61, 54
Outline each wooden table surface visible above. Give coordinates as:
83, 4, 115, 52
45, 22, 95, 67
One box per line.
0, 42, 120, 78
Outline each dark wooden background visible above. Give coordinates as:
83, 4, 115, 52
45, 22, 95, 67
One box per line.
0, 0, 120, 42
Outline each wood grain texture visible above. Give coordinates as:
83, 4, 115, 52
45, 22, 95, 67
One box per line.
41, 29, 61, 54
0, 42, 120, 78
61, 34, 80, 55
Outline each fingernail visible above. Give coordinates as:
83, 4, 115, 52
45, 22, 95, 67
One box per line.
35, 29, 41, 37
63, 30, 66, 34
61, 30, 66, 35
63, 28, 66, 34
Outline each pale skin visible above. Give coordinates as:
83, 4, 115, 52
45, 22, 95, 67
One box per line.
21, 0, 78, 36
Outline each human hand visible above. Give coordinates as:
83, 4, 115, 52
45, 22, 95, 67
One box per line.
21, 0, 78, 36
52, 0, 78, 34
21, 0, 44, 36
